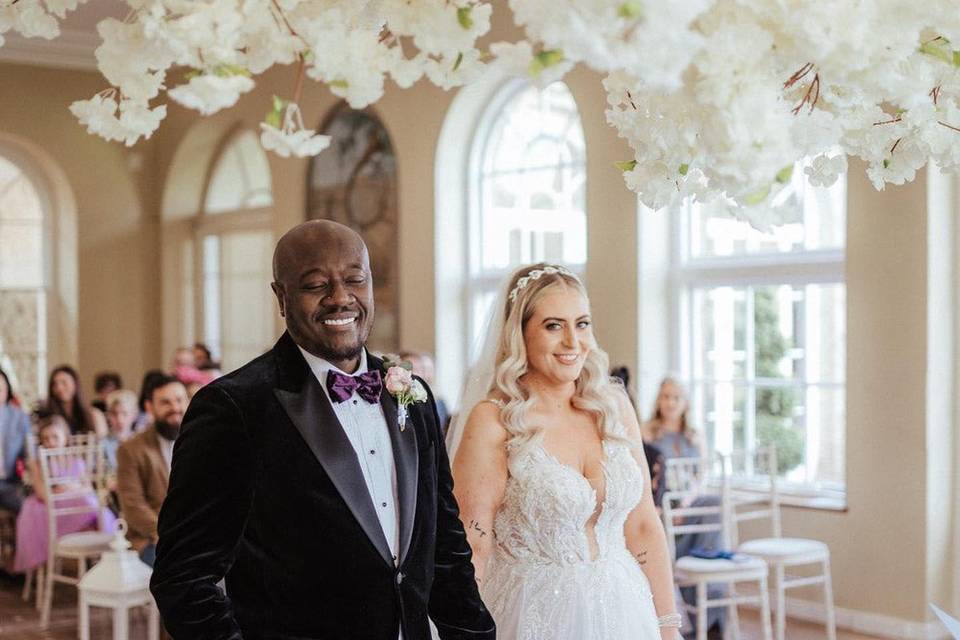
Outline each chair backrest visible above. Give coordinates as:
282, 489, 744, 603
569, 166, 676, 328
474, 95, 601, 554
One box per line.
664, 455, 711, 493
661, 453, 728, 561
726, 445, 781, 546
38, 442, 107, 546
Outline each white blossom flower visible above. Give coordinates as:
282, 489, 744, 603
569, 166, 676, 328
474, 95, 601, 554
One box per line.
805, 154, 848, 188
259, 102, 331, 158
70, 91, 166, 147
168, 74, 255, 115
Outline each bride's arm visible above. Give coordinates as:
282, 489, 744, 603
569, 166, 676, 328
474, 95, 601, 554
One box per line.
451, 401, 509, 586
618, 392, 683, 639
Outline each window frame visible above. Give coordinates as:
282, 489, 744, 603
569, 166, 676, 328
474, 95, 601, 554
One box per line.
464, 79, 588, 357
671, 186, 847, 504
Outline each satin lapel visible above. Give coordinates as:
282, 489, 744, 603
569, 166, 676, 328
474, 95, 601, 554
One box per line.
274, 375, 394, 567
380, 386, 418, 564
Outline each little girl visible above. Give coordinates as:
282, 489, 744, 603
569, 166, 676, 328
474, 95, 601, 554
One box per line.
13, 415, 116, 573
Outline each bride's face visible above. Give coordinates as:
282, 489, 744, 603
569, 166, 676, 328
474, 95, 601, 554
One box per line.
522, 285, 593, 386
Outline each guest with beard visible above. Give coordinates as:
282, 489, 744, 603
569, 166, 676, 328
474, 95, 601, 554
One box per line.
116, 375, 188, 567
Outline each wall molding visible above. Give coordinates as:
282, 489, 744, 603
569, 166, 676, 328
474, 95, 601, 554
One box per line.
0, 28, 98, 71
746, 596, 951, 640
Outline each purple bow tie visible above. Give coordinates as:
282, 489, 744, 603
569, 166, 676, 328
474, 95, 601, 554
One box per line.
326, 369, 382, 404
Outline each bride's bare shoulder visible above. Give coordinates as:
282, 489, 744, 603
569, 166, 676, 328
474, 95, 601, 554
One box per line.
464, 398, 509, 441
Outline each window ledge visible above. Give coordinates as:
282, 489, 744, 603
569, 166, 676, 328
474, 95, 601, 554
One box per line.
729, 485, 847, 512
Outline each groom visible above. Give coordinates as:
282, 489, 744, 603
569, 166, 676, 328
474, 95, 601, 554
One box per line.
151, 221, 495, 640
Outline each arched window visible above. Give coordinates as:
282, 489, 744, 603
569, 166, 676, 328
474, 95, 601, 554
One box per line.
468, 81, 587, 354
676, 161, 847, 493
307, 104, 399, 352
197, 129, 275, 372
0, 154, 47, 404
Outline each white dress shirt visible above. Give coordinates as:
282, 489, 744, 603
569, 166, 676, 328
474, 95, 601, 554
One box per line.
298, 347, 401, 565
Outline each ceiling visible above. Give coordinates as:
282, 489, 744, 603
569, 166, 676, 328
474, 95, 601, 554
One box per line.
0, 0, 127, 70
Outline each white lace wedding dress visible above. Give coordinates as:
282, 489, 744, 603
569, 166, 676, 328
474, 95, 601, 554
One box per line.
480, 415, 662, 640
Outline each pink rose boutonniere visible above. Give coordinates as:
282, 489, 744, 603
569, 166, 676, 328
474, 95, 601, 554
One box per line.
382, 356, 428, 431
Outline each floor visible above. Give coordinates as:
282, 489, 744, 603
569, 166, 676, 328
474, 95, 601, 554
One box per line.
0, 571, 888, 640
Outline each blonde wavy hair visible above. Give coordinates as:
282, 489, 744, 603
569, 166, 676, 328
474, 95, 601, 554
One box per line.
488, 263, 627, 460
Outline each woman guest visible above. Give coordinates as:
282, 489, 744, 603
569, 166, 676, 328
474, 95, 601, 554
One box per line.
641, 376, 704, 461
643, 376, 725, 637
0, 367, 30, 513
45, 366, 107, 438
13, 415, 116, 574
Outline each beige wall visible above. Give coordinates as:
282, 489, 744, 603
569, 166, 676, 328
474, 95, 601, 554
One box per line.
1, 26, 956, 633
0, 62, 160, 398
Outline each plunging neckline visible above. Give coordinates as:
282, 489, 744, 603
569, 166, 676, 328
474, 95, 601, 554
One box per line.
534, 442, 614, 561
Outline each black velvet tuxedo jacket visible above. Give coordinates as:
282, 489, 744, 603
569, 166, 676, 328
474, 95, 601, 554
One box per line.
151, 332, 495, 640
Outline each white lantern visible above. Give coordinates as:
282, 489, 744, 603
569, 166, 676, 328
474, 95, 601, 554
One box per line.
78, 519, 159, 640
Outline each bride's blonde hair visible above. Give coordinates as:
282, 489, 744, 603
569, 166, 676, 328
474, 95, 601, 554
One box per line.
489, 263, 625, 460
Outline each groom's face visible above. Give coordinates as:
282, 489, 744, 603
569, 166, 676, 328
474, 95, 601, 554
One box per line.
272, 225, 375, 373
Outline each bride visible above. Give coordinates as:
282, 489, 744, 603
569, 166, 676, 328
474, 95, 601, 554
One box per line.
448, 263, 681, 640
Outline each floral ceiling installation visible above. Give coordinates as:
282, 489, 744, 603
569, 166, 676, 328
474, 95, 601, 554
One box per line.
2, 0, 960, 224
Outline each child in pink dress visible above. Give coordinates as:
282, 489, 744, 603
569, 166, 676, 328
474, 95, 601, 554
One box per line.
13, 415, 116, 573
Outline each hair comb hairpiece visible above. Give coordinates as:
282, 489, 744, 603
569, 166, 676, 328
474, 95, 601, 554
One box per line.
508, 265, 576, 302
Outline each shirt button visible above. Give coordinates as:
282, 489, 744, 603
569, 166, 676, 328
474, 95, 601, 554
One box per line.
352, 399, 358, 405
370, 449, 375, 455
396, 572, 404, 585
381, 502, 387, 507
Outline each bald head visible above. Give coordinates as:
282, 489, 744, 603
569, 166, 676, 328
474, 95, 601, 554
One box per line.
270, 220, 375, 372
273, 220, 367, 282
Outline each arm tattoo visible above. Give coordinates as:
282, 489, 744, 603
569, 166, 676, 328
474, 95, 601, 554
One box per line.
468, 519, 488, 538
636, 550, 648, 566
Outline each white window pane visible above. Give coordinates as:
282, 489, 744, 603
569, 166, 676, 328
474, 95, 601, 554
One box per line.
0, 221, 43, 288
217, 230, 275, 372
205, 130, 274, 214
470, 80, 587, 347
687, 160, 845, 260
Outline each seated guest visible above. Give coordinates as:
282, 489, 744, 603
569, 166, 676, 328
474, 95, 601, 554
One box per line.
399, 349, 450, 434
135, 369, 166, 430
171, 347, 215, 395
642, 375, 705, 460
92, 371, 123, 413
103, 389, 138, 472
192, 342, 218, 370
117, 375, 188, 567
0, 367, 30, 514
642, 375, 723, 637
45, 365, 108, 438
610, 365, 666, 509
13, 415, 116, 574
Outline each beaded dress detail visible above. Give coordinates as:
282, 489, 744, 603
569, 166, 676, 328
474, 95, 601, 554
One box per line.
480, 403, 661, 640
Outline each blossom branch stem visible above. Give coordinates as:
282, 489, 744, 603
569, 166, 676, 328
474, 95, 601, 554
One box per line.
889, 137, 903, 155
938, 120, 960, 133
292, 55, 306, 105
873, 116, 903, 126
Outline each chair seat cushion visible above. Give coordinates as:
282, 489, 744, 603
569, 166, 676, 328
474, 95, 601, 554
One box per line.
738, 537, 828, 560
57, 530, 114, 553
675, 554, 767, 576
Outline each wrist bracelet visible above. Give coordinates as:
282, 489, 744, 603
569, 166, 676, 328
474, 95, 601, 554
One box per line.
657, 613, 683, 629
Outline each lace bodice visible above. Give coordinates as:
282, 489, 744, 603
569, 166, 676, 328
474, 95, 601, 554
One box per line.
492, 428, 645, 566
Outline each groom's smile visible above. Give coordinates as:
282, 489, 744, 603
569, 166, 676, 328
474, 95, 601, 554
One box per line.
272, 221, 375, 374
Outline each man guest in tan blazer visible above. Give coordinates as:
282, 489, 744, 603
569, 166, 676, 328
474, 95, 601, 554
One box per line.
117, 374, 188, 566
